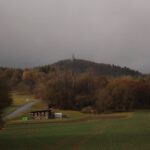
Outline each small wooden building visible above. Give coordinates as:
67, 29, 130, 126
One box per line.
29, 110, 64, 120
29, 105, 64, 120
29, 109, 54, 120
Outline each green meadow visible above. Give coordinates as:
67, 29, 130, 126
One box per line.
1, 111, 150, 150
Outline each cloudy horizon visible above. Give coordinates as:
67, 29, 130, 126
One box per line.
0, 0, 150, 73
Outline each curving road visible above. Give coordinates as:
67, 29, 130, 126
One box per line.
5, 100, 40, 120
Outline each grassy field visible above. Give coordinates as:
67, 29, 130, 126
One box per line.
1, 111, 150, 150
4, 92, 35, 116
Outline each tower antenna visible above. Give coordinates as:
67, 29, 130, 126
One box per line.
72, 53, 76, 61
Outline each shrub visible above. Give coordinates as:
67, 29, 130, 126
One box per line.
81, 106, 97, 114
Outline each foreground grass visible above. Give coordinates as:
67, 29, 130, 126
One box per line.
1, 111, 150, 150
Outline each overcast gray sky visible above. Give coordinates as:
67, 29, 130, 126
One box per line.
0, 0, 150, 73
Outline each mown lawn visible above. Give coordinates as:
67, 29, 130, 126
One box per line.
1, 111, 150, 150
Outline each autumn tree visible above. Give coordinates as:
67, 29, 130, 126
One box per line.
96, 77, 137, 112
0, 79, 12, 128
133, 80, 150, 109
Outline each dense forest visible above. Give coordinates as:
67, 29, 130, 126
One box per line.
1, 59, 150, 116
37, 59, 141, 76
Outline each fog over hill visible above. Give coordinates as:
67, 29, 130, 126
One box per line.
0, 1, 150, 73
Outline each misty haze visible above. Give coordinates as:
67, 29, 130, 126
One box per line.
0, 0, 150, 73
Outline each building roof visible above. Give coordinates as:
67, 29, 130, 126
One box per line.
30, 109, 51, 113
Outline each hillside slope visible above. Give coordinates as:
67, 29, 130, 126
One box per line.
37, 59, 141, 77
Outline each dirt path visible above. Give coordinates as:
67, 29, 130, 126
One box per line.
4, 100, 40, 120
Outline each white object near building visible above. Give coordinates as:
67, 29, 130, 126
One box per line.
54, 113, 63, 119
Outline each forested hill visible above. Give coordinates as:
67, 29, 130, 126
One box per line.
37, 59, 142, 76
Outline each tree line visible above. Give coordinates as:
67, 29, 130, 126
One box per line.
37, 59, 141, 76
0, 78, 12, 128
0, 66, 150, 113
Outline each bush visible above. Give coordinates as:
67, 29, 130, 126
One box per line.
81, 106, 97, 114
